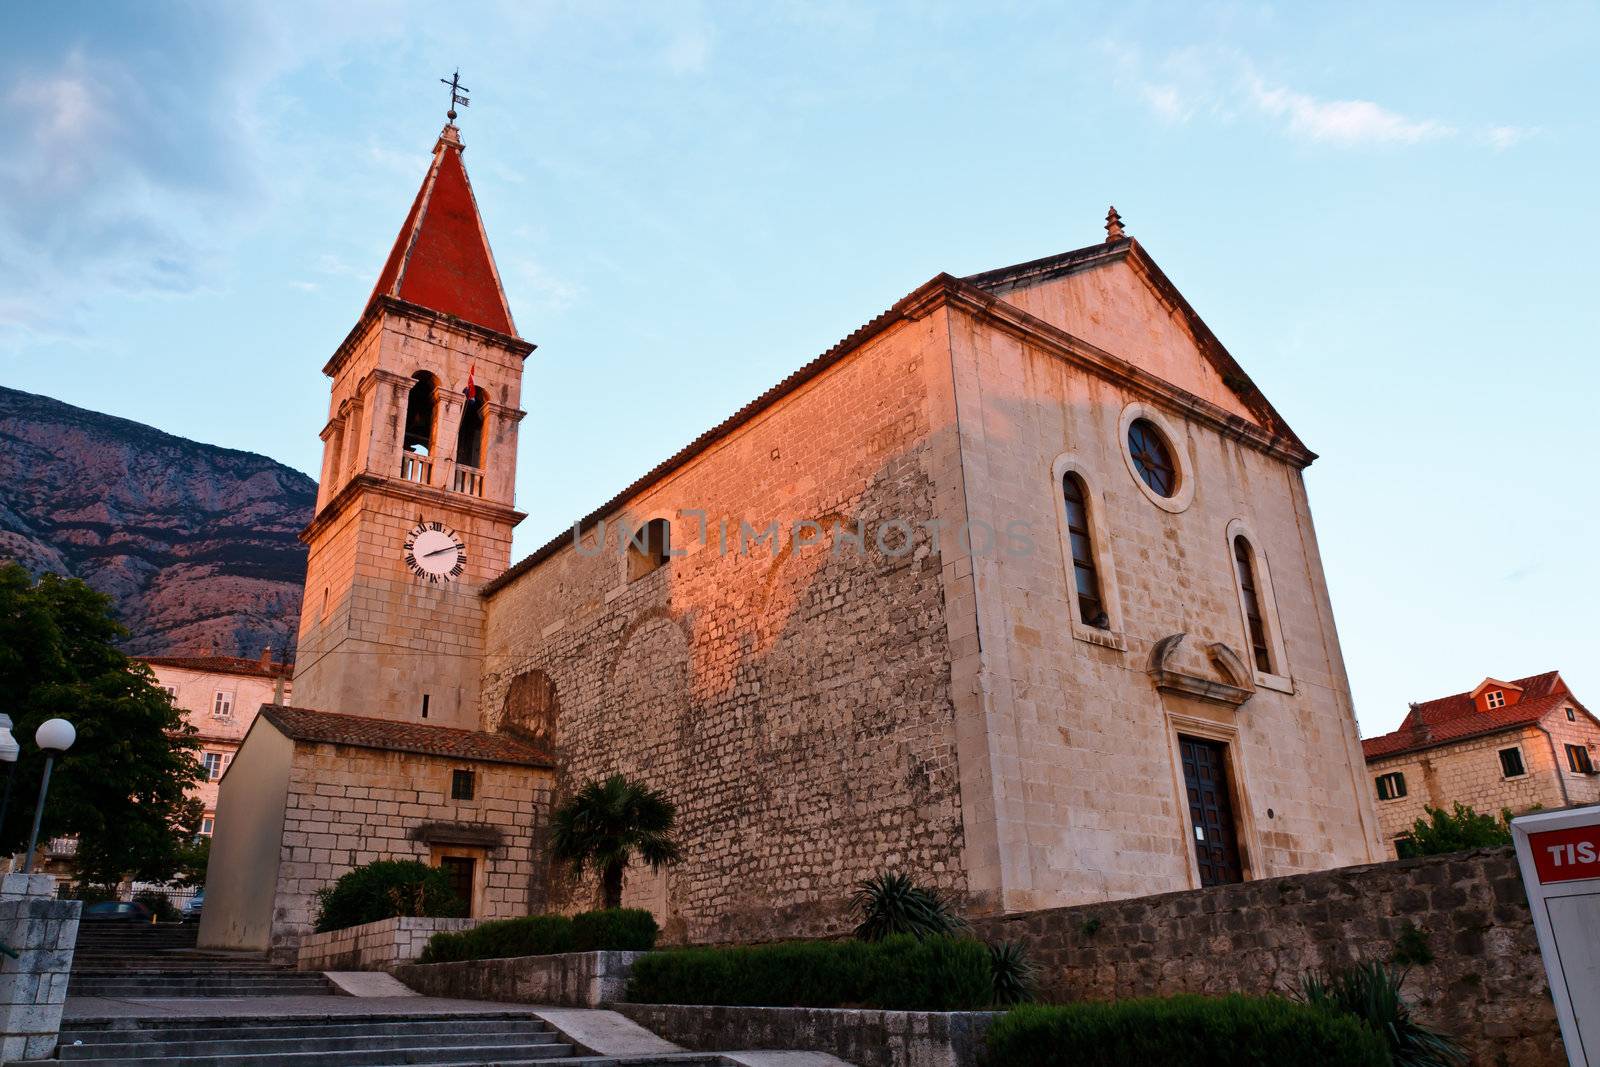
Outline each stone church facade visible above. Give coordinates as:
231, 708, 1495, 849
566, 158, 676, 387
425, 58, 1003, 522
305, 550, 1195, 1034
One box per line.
203, 120, 1382, 955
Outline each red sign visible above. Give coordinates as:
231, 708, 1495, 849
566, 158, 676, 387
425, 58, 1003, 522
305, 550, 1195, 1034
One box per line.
1528, 825, 1600, 884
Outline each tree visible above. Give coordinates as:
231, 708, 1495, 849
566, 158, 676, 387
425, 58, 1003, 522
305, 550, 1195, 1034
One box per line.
1397, 802, 1513, 858
550, 774, 682, 910
0, 563, 203, 885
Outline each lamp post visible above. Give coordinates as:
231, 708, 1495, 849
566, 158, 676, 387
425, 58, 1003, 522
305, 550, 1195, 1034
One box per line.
22, 718, 74, 875
0, 715, 17, 871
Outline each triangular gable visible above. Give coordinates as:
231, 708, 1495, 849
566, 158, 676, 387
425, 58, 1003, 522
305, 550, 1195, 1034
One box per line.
965, 239, 1300, 444
1471, 677, 1525, 699
367, 126, 516, 337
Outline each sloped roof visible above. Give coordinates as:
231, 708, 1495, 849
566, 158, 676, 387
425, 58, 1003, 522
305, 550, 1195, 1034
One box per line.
260, 706, 553, 768
485, 235, 1310, 597
367, 125, 515, 336
137, 655, 294, 680
1363, 671, 1586, 760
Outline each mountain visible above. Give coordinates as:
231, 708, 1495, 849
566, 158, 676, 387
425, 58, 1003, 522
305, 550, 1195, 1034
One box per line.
0, 384, 315, 658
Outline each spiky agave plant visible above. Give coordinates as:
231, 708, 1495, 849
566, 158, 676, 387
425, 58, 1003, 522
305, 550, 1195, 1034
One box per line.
988, 940, 1038, 1005
1297, 961, 1466, 1067
850, 871, 964, 942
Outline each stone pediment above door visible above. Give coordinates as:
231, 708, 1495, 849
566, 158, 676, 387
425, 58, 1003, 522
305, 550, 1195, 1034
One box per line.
1147, 633, 1256, 708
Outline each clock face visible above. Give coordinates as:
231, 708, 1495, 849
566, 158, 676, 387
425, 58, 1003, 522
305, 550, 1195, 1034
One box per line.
403, 521, 466, 583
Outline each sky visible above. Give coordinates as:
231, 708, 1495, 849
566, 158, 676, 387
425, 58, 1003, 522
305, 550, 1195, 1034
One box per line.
2, 1, 1595, 737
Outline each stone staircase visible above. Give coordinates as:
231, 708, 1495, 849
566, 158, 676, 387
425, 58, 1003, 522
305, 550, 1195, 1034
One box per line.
53, 1012, 723, 1066
67, 922, 332, 998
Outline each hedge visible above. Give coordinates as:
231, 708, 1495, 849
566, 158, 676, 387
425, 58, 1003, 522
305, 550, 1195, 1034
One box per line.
625, 935, 993, 1010
983, 997, 1390, 1067
418, 908, 658, 964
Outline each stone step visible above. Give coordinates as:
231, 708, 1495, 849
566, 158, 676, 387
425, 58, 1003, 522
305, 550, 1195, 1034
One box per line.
47, 1041, 582, 1066
67, 977, 335, 998
58, 1028, 566, 1060
62, 1018, 555, 1047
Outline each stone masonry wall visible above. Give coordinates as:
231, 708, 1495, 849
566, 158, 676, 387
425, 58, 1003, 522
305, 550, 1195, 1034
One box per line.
396, 950, 644, 1008
614, 1004, 1001, 1067
295, 916, 482, 972
970, 847, 1560, 1067
1367, 721, 1597, 849
482, 311, 969, 944
268, 742, 552, 959
0, 874, 79, 1062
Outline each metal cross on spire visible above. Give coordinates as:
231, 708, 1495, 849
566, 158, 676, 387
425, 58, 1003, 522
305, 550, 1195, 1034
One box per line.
440, 69, 470, 123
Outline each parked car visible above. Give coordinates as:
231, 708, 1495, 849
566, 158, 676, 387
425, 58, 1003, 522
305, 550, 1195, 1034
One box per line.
82, 901, 152, 923
182, 890, 204, 922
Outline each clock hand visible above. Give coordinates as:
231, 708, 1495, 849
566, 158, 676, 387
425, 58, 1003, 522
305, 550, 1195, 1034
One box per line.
422, 545, 458, 558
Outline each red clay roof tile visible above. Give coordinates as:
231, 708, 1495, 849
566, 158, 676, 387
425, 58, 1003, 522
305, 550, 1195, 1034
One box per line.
260, 706, 553, 768
1362, 672, 1580, 761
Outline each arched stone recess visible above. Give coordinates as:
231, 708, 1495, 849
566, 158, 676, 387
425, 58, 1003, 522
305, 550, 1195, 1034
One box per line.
499, 667, 559, 749
1049, 454, 1127, 650
604, 607, 695, 766
1224, 518, 1293, 693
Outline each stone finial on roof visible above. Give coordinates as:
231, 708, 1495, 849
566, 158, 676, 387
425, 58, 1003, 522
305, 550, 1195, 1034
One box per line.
1105, 205, 1126, 242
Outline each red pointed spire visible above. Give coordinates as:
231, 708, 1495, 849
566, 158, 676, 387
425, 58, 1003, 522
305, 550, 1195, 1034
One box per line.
367, 124, 516, 337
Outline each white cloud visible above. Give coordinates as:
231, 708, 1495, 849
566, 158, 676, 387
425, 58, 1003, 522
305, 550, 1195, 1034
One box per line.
1247, 78, 1454, 146
1106, 40, 1531, 152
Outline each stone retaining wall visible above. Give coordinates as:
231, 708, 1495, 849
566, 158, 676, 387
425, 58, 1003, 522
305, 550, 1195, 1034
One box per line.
0, 873, 79, 1062
295, 916, 481, 972
614, 1004, 999, 1067
970, 846, 1559, 1067
394, 950, 643, 1008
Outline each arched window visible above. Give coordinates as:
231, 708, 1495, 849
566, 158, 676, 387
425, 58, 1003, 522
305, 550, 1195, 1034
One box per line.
1233, 536, 1272, 673
403, 372, 438, 455
455, 394, 485, 469
627, 518, 671, 581
1062, 474, 1107, 629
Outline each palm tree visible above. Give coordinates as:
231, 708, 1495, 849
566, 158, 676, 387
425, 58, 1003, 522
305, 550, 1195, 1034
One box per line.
550, 774, 682, 910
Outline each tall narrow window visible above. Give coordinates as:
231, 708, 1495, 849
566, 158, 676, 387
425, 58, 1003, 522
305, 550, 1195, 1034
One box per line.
1061, 474, 1106, 628
404, 372, 438, 455
1233, 537, 1272, 673
456, 394, 485, 469
213, 691, 234, 719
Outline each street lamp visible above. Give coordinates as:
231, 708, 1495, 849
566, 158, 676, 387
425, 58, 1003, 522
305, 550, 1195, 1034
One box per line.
22, 718, 74, 875
0, 716, 17, 863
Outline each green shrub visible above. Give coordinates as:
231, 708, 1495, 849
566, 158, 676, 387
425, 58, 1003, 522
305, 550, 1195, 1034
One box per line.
1298, 961, 1466, 1067
419, 914, 574, 964
983, 996, 1390, 1066
850, 872, 963, 941
572, 908, 659, 951
627, 935, 992, 1010
417, 908, 660, 964
313, 860, 464, 934
1396, 803, 1512, 857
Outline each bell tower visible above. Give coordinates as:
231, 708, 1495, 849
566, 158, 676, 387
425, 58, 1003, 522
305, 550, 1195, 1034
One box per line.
291, 119, 531, 730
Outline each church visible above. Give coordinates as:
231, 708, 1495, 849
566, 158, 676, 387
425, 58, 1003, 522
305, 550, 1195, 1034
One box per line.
200, 116, 1384, 959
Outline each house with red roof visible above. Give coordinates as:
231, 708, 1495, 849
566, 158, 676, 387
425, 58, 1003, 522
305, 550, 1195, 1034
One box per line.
1362, 672, 1600, 853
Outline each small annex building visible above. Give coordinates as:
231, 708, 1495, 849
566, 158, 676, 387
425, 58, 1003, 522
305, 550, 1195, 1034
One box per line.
1363, 671, 1600, 854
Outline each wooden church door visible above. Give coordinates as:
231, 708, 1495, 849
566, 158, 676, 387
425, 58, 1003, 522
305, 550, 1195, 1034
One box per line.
1179, 736, 1245, 886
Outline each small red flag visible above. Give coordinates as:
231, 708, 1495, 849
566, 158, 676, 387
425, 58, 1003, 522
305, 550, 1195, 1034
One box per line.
464, 364, 479, 402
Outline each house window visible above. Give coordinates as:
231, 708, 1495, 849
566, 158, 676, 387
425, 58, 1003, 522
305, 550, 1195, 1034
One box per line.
1568, 707, 1578, 722
200, 816, 215, 837
202, 752, 225, 780
1498, 747, 1525, 778
626, 518, 671, 581
1375, 771, 1407, 801
1485, 690, 1506, 709
1233, 536, 1273, 673
1567, 744, 1595, 775
451, 769, 476, 801
1061, 473, 1107, 628
160, 685, 177, 700
213, 691, 234, 719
